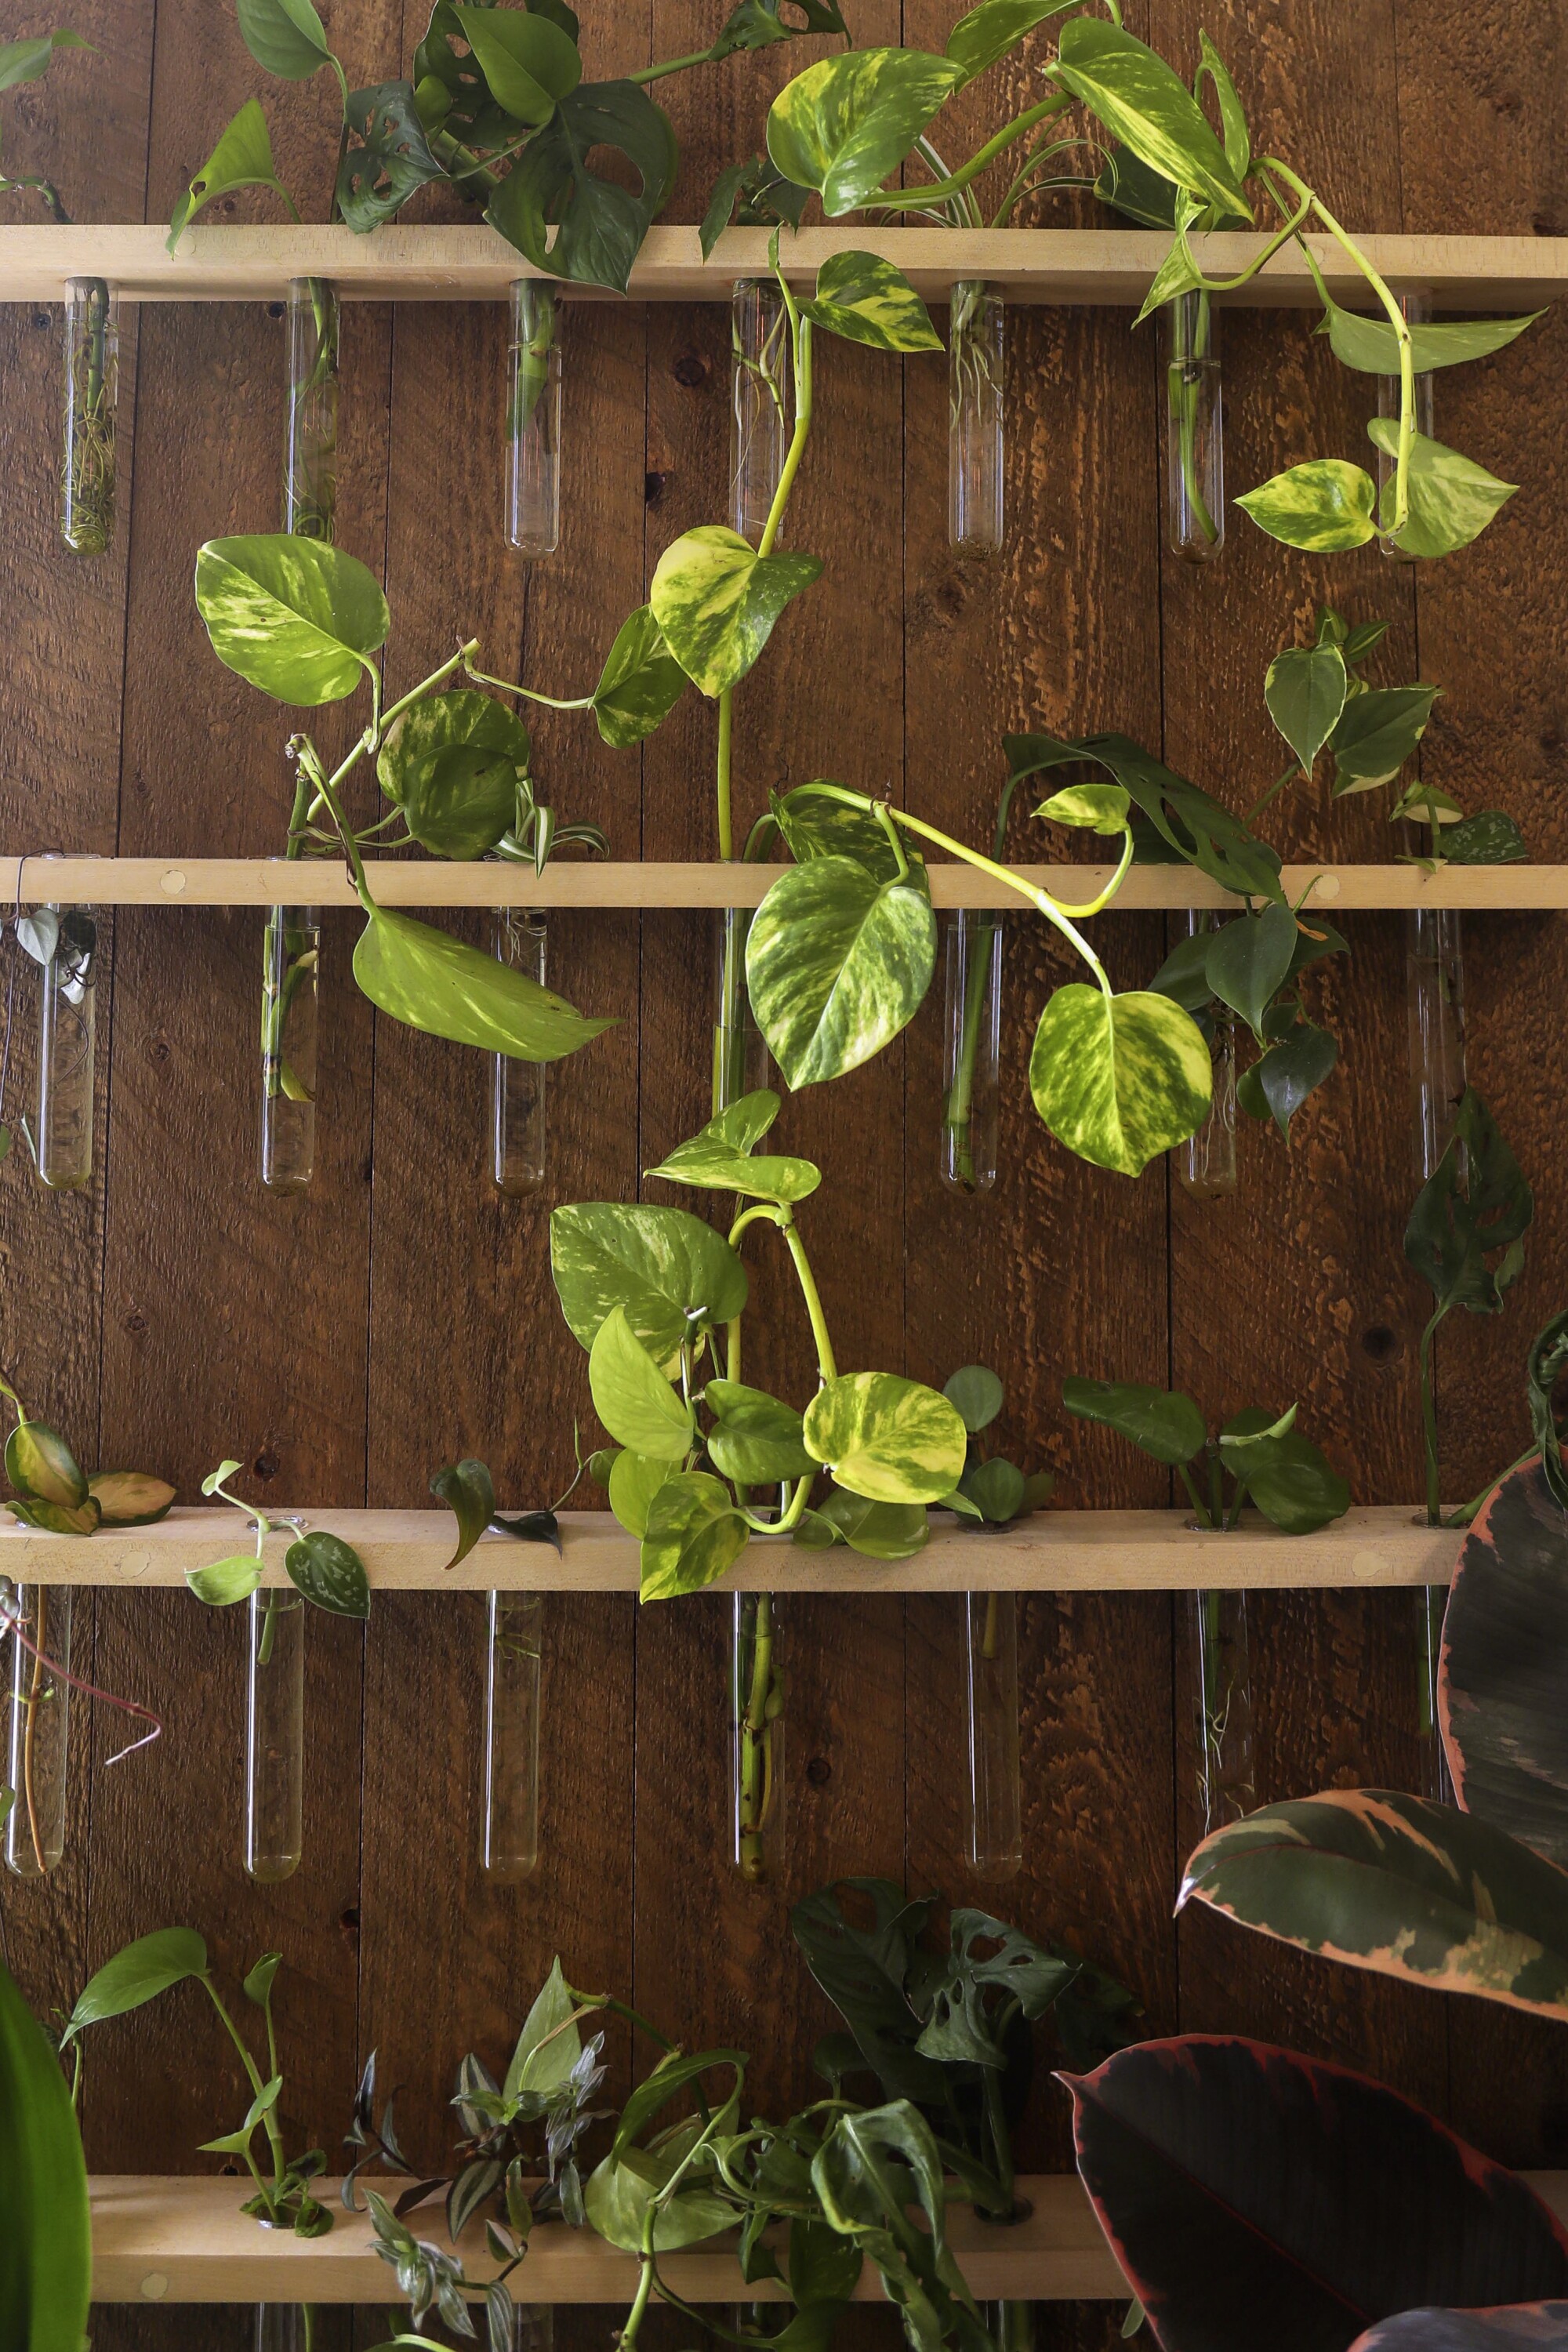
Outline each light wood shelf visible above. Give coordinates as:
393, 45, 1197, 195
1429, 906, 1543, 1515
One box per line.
88, 2173, 1121, 2303
5, 858, 1565, 913
6, 1504, 1458, 1593
2, 224, 1564, 306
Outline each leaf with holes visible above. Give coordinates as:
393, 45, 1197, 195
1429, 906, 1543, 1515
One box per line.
337, 82, 443, 232
486, 79, 677, 295
169, 99, 297, 249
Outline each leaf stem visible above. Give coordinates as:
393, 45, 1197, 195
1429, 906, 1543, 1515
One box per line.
862, 95, 1071, 212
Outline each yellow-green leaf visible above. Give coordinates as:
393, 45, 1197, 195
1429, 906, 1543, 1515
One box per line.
800, 251, 942, 353
650, 526, 822, 699
589, 1307, 694, 1463
1368, 419, 1518, 559
353, 908, 614, 1061
746, 857, 935, 1089
639, 1472, 750, 1602
1236, 459, 1377, 554
1051, 18, 1251, 223
804, 1371, 967, 1505
1029, 984, 1210, 1177
194, 534, 389, 706
767, 48, 964, 216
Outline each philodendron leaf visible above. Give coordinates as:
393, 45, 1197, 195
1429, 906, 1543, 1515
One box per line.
337, 81, 444, 231
592, 606, 687, 748
285, 1531, 371, 1620
430, 1458, 495, 1572
746, 857, 937, 1089
705, 1380, 815, 1486
237, 0, 335, 79
960, 1457, 1027, 1524
1348, 2305, 1568, 2351
168, 99, 296, 249
1319, 299, 1543, 377
1330, 684, 1441, 794
640, 1472, 749, 1601
1065, 2036, 1568, 2350
1442, 1459, 1568, 1869
4, 1498, 100, 1536
185, 1555, 264, 1606
1178, 1789, 1568, 2023
0, 29, 93, 96
88, 1472, 176, 1526
1225, 1421, 1349, 1534
1443, 811, 1529, 865
1051, 17, 1251, 222
645, 1091, 821, 1205
1404, 1089, 1533, 1321
767, 48, 966, 216
943, 1365, 1004, 1436
1029, 985, 1210, 1178
550, 1201, 749, 1367
452, 4, 581, 126
650, 527, 823, 699
377, 688, 529, 859
589, 1306, 695, 1463
506, 1957, 583, 2098
353, 909, 614, 1061
1236, 459, 1378, 553
62, 1929, 209, 2045
0, 1955, 91, 2352
195, 535, 388, 706
1062, 1377, 1206, 1467
1239, 1021, 1339, 1140
804, 1373, 967, 1506
5, 1419, 87, 1508
1265, 644, 1348, 775
799, 252, 942, 353
485, 79, 678, 296
1369, 420, 1518, 559
946, 0, 1077, 81
1205, 902, 1298, 1040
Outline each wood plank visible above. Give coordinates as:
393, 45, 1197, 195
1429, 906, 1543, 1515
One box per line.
13, 857, 1568, 909
0, 1501, 1462, 1590
88, 2172, 1126, 2303
1, 223, 1565, 303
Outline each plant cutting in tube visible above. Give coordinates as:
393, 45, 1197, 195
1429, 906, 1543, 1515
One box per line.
191, 532, 615, 1069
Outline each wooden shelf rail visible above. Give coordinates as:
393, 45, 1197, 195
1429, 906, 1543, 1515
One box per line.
1, 225, 1565, 306
82, 2171, 1568, 2303
5, 1504, 1460, 1593
5, 859, 1567, 913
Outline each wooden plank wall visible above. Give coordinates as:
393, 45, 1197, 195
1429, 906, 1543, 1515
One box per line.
0, 1, 1563, 2345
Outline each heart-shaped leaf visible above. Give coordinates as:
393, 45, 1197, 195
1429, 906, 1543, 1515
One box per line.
1232, 1428, 1349, 1533
1442, 1458, 1568, 1868
1240, 1021, 1339, 1139
1237, 459, 1378, 553
1066, 2036, 1568, 2350
6, 1417, 87, 1508
377, 688, 528, 858
767, 49, 966, 216
591, 606, 687, 748
285, 1530, 371, 1620
63, 1929, 209, 2045
960, 1457, 1027, 1524
943, 1365, 1004, 1436
1370, 421, 1517, 559
1405, 1090, 1533, 1322
946, 0, 1076, 82
1265, 644, 1348, 775
651, 526, 823, 699
169, 100, 296, 250
0, 1953, 91, 2350
430, 1458, 495, 1572
195, 535, 388, 706
1319, 299, 1542, 377
1029, 985, 1211, 1178
590, 1307, 694, 1463
337, 81, 444, 233
353, 908, 614, 1060
746, 857, 936, 1090
646, 1095, 821, 1205
705, 1381, 815, 1486
1037, 782, 1131, 834
453, 5, 580, 125
550, 1202, 749, 1367
1205, 903, 1298, 1040
640, 1472, 749, 1601
186, 1555, 265, 1606
608, 1447, 677, 1538
1179, 1789, 1568, 2023
799, 252, 942, 353
1051, 17, 1251, 221
1063, 1377, 1206, 1467
237, 0, 334, 79
506, 1957, 583, 2099
88, 1472, 176, 1526
1330, 684, 1441, 794
486, 80, 677, 295
804, 1373, 967, 1506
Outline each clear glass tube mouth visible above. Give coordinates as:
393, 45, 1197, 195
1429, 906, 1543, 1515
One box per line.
506, 280, 563, 560
483, 1589, 543, 1881
492, 908, 549, 1195
949, 280, 1004, 555
285, 277, 340, 542
730, 278, 791, 544
5, 1584, 72, 1878
62, 276, 118, 557
940, 911, 1002, 1196
261, 906, 320, 1195
1163, 290, 1224, 562
35, 904, 97, 1192
964, 1590, 1022, 1880
245, 1589, 305, 1882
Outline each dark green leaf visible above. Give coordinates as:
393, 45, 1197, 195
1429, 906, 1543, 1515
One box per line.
710, 0, 848, 62
774, 785, 921, 887
1232, 1428, 1349, 1534
1063, 1377, 1205, 1467
699, 153, 812, 254
486, 81, 678, 296
1528, 1311, 1568, 1513
1247, 1022, 1338, 1139
1205, 903, 1298, 1040
1005, 731, 1282, 902
916, 1911, 1078, 2067
63, 1929, 208, 2045
1330, 684, 1440, 795
452, 5, 581, 125
943, 1365, 1004, 1436
791, 1880, 951, 2106
430, 1458, 495, 1572
285, 1530, 372, 1620
800, 1490, 930, 1559
1265, 644, 1348, 775
338, 82, 444, 233
237, 0, 334, 79
1404, 1089, 1533, 1321
377, 688, 529, 858
959, 1456, 1027, 1524
1443, 811, 1528, 865
0, 1954, 91, 2351
1094, 143, 1179, 229
242, 1952, 282, 2007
